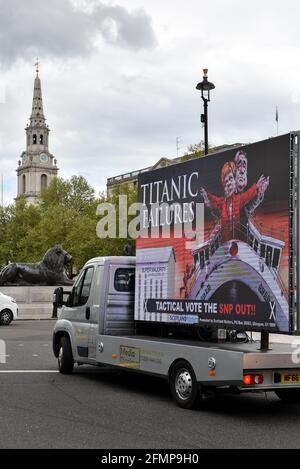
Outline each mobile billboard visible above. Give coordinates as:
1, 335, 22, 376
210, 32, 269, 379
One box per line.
135, 134, 297, 333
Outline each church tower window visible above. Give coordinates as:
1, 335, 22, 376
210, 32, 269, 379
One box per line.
33, 134, 37, 144
40, 134, 43, 144
22, 175, 26, 194
41, 174, 47, 190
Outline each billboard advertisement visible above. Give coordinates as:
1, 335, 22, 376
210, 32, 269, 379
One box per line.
135, 134, 292, 333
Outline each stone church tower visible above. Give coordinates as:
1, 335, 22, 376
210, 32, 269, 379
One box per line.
16, 63, 58, 204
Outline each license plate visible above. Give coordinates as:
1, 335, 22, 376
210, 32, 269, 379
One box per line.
281, 373, 300, 384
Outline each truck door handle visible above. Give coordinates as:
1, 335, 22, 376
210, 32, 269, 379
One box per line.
86, 307, 90, 320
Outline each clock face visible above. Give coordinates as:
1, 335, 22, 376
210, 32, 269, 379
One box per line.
40, 153, 49, 163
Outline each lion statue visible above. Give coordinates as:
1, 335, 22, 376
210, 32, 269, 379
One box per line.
0, 245, 74, 286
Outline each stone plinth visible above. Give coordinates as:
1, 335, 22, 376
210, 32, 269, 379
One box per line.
0, 286, 72, 320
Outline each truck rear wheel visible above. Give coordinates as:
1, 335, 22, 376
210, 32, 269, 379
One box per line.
58, 336, 74, 374
170, 360, 199, 409
275, 388, 300, 403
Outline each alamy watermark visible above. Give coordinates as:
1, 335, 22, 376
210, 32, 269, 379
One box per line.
96, 195, 204, 247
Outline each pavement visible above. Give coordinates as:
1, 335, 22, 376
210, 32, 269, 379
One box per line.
251, 332, 300, 344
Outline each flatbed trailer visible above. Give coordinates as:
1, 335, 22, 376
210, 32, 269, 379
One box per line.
96, 334, 300, 401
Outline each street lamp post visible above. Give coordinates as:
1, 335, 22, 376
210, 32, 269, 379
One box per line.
196, 69, 215, 155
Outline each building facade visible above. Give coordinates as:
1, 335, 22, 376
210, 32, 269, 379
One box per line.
106, 144, 244, 196
16, 65, 58, 204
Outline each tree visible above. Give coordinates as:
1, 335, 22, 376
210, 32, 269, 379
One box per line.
0, 176, 138, 274
0, 199, 42, 267
181, 140, 213, 162
96, 182, 138, 257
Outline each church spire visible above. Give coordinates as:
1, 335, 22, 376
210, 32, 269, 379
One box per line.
30, 59, 46, 126
17, 63, 58, 205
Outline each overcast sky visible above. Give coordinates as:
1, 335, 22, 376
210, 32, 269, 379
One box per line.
1, 0, 300, 204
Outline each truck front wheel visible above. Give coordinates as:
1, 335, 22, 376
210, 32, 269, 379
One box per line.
275, 388, 300, 403
58, 336, 74, 374
170, 360, 199, 409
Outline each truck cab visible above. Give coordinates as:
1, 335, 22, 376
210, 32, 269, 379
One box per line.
53, 256, 135, 369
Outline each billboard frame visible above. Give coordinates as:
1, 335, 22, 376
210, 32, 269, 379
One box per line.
290, 131, 300, 333
136, 132, 300, 335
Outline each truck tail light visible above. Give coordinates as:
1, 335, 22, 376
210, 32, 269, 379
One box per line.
243, 374, 264, 385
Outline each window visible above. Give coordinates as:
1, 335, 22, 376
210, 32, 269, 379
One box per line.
266, 246, 273, 267
272, 248, 280, 268
114, 268, 135, 292
72, 267, 94, 307
205, 248, 209, 261
22, 175, 26, 194
41, 174, 47, 189
200, 251, 205, 269
80, 268, 94, 305
33, 134, 37, 144
39, 134, 43, 144
72, 271, 85, 306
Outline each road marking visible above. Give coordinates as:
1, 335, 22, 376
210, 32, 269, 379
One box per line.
0, 370, 59, 373
32, 354, 39, 357
18, 344, 24, 347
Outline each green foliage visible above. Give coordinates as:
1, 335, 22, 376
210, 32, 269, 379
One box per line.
101, 182, 137, 257
0, 177, 137, 273
181, 140, 214, 162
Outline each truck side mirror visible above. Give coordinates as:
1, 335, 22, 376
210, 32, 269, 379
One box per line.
53, 287, 64, 308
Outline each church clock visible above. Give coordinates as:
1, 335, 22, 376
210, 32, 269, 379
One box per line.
39, 153, 49, 163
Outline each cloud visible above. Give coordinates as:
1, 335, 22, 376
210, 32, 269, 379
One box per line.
0, 0, 157, 66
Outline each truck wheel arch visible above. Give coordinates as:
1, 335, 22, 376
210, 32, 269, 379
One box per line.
53, 331, 73, 357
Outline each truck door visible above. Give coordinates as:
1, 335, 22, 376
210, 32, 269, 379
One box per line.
66, 265, 94, 360
103, 264, 135, 336
87, 264, 104, 360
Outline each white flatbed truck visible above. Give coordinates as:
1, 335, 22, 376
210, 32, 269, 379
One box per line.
53, 256, 300, 409
53, 132, 300, 408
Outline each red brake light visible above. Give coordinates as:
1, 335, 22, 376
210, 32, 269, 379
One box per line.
243, 374, 264, 385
